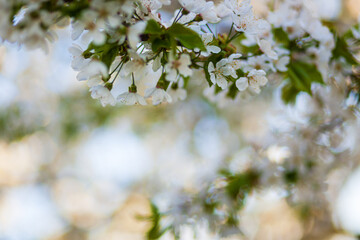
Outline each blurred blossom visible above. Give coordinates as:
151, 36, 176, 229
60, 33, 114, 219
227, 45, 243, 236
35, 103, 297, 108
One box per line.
76, 122, 152, 186
89, 194, 151, 240
312, 0, 342, 20
328, 234, 358, 240
0, 186, 64, 239
0, 134, 55, 187
0, 75, 17, 108
265, 145, 291, 164
239, 189, 303, 240
0, 1, 359, 239
228, 148, 255, 173
335, 167, 360, 235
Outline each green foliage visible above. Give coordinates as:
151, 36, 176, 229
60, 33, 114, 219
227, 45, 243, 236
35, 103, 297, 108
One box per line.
59, 0, 90, 18
83, 39, 121, 71
144, 19, 164, 34
284, 169, 298, 184
332, 34, 358, 65
281, 82, 300, 104
272, 27, 290, 48
282, 60, 324, 104
0, 105, 42, 142
225, 170, 260, 202
227, 83, 238, 99
144, 20, 171, 52
142, 202, 169, 240
144, 20, 206, 53
59, 93, 117, 141
167, 23, 206, 51
151, 36, 172, 52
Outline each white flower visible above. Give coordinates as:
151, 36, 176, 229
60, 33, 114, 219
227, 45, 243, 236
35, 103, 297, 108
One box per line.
178, 0, 220, 23
87, 75, 104, 87
145, 87, 172, 105
76, 61, 108, 81
199, 1, 221, 23
236, 77, 249, 91
275, 56, 290, 72
165, 54, 192, 82
247, 69, 268, 93
224, 0, 269, 36
226, 53, 242, 70
90, 0, 123, 28
122, 51, 148, 80
69, 44, 90, 71
200, 33, 221, 57
236, 69, 268, 93
243, 55, 273, 72
232, 11, 269, 36
168, 88, 187, 102
128, 21, 146, 49
178, 0, 204, 13
140, 0, 169, 13
72, 10, 107, 45
117, 92, 147, 105
90, 85, 116, 107
224, 0, 252, 16
257, 39, 278, 60
208, 59, 237, 89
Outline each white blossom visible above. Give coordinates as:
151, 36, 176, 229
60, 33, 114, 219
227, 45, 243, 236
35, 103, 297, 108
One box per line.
122, 52, 148, 80
236, 77, 249, 91
178, 0, 220, 23
165, 54, 192, 82
145, 87, 172, 105
168, 88, 187, 102
76, 61, 108, 81
90, 85, 116, 107
128, 21, 147, 49
237, 69, 268, 94
247, 69, 268, 93
275, 56, 290, 72
257, 39, 278, 60
69, 44, 90, 71
200, 33, 221, 57
208, 59, 237, 90
117, 91, 147, 105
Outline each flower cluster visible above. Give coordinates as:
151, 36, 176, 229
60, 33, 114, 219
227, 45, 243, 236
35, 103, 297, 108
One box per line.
64, 0, 281, 106
1, 0, 358, 107
1, 0, 359, 107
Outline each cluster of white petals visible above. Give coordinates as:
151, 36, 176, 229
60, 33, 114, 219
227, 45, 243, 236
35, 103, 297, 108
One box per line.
0, 0, 357, 110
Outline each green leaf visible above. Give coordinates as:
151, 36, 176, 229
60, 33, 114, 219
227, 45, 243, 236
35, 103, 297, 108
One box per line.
281, 60, 324, 104
332, 35, 358, 65
101, 45, 120, 69
60, 0, 90, 18
272, 27, 290, 47
226, 170, 260, 202
151, 35, 172, 52
144, 19, 163, 34
142, 202, 169, 240
284, 169, 299, 184
281, 82, 300, 104
227, 83, 238, 99
167, 23, 206, 51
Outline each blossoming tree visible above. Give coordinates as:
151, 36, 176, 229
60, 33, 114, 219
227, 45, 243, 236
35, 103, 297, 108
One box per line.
1, 0, 360, 239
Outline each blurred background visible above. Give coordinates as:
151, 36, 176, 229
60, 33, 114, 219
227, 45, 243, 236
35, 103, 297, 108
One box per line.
1, 0, 360, 239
